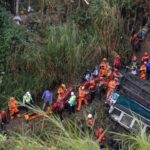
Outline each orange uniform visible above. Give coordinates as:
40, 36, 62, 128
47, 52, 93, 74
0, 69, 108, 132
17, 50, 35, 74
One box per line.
100, 68, 107, 77
141, 52, 149, 63
100, 62, 108, 70
100, 58, 108, 77
77, 86, 88, 111
57, 84, 67, 97
140, 64, 147, 79
8, 97, 20, 120
106, 79, 119, 98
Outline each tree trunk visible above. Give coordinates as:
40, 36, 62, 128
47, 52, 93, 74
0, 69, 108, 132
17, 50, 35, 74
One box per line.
16, 0, 20, 15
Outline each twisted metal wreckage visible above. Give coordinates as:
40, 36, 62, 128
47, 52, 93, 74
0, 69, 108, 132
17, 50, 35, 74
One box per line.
107, 73, 150, 132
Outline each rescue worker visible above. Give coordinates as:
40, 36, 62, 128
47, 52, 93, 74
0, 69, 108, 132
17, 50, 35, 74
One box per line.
106, 78, 119, 98
100, 58, 108, 70
96, 128, 106, 147
89, 80, 96, 102
68, 92, 77, 114
146, 60, 150, 80
86, 114, 95, 130
42, 90, 53, 111
139, 62, 147, 79
0, 110, 8, 124
57, 84, 67, 97
114, 55, 120, 69
23, 91, 33, 112
77, 86, 88, 111
141, 52, 149, 63
8, 97, 20, 120
100, 65, 107, 77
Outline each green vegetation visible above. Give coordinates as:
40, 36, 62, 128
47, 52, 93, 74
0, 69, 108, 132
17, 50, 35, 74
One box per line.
0, 0, 133, 101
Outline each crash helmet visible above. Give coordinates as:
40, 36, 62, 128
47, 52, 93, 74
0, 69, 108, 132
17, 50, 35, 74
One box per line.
103, 58, 107, 62
61, 84, 66, 88
26, 91, 30, 95
71, 92, 74, 96
88, 114, 93, 118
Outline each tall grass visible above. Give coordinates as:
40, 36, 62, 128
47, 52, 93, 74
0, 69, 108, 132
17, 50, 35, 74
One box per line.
1, 113, 100, 150
1, 110, 149, 150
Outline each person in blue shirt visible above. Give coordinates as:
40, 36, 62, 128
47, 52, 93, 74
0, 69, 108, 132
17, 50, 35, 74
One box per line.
42, 90, 53, 111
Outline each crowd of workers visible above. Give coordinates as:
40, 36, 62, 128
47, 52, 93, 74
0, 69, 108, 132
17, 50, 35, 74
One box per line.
0, 51, 150, 148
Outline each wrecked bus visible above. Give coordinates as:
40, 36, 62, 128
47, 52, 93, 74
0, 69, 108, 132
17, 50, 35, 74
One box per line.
107, 73, 150, 132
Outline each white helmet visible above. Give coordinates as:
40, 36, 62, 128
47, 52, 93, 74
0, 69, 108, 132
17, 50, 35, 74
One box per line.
71, 92, 74, 96
26, 91, 30, 95
87, 114, 92, 118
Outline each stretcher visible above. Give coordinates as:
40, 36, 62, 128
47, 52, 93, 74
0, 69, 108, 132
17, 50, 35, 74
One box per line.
52, 87, 74, 111
24, 106, 52, 121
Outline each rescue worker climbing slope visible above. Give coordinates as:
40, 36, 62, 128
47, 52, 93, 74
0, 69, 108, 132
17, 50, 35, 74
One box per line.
77, 86, 88, 111
8, 97, 20, 120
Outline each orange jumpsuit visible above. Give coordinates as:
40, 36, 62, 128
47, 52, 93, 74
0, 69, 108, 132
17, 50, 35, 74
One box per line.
100, 68, 107, 77
106, 80, 118, 98
57, 86, 67, 97
140, 65, 147, 79
77, 86, 88, 111
8, 98, 20, 120
100, 62, 108, 70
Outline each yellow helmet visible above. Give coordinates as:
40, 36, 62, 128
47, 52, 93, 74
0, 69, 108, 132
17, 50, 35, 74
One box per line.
61, 84, 66, 88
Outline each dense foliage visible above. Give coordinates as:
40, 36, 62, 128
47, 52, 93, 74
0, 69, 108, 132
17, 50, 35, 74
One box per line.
0, 0, 133, 102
